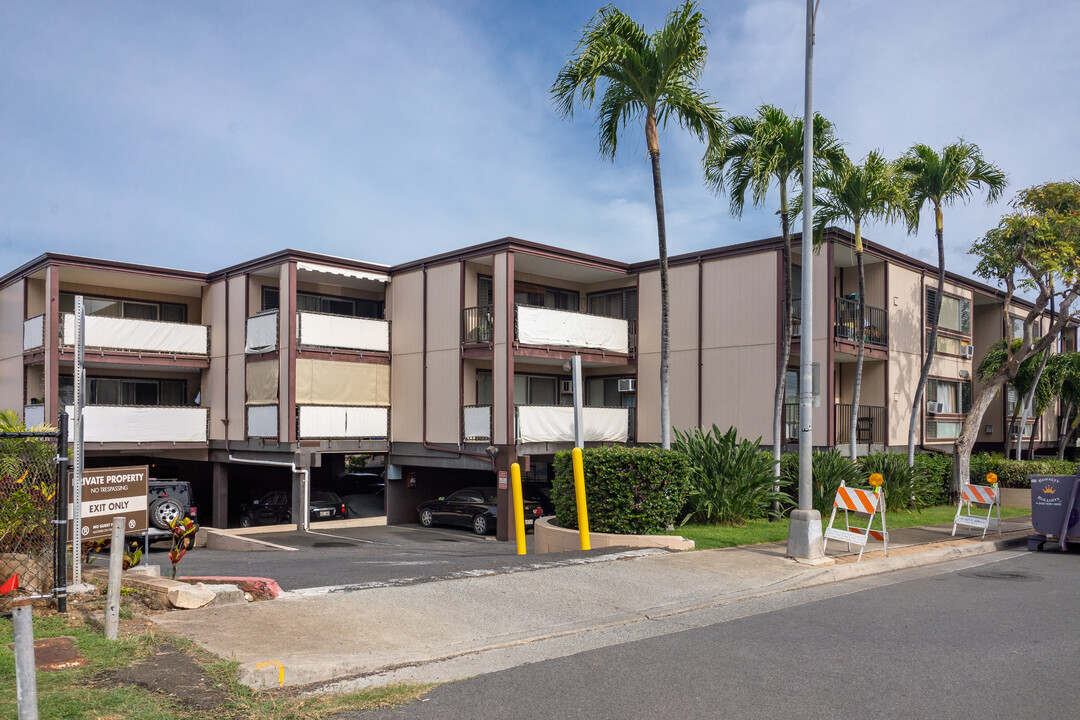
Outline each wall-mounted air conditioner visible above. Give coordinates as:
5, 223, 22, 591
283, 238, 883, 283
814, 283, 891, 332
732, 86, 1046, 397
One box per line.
560, 380, 573, 394
926, 401, 944, 414
618, 378, 636, 392
962, 345, 975, 358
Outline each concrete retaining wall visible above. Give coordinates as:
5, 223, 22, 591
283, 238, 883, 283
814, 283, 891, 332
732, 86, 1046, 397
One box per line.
534, 516, 694, 553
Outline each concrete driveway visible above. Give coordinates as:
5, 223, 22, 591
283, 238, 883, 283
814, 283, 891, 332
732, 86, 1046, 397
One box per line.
140, 522, 622, 592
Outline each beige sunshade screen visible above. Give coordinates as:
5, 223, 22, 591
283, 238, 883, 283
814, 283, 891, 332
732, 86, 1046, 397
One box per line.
295, 358, 390, 406
245, 359, 279, 405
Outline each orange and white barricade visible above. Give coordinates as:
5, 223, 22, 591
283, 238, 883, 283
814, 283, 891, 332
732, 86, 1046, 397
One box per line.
952, 474, 1001, 539
822, 475, 888, 562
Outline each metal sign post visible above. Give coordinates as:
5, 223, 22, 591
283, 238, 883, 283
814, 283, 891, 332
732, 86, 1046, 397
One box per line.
571, 355, 584, 449
72, 295, 86, 585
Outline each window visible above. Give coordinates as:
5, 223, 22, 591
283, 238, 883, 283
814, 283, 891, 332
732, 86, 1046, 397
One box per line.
926, 290, 971, 334
587, 288, 637, 320
59, 376, 188, 407
263, 287, 382, 319
514, 283, 579, 311
478, 276, 493, 308
927, 420, 963, 440
932, 335, 963, 355
60, 293, 187, 323
585, 377, 635, 407
926, 378, 971, 414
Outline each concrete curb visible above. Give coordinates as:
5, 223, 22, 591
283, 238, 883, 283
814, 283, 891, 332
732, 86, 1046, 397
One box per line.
534, 517, 695, 553
83, 566, 279, 608
203, 529, 297, 552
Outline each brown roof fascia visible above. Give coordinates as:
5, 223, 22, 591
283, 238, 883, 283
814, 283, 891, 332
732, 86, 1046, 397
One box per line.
0, 252, 208, 290
390, 236, 631, 275
207, 248, 390, 281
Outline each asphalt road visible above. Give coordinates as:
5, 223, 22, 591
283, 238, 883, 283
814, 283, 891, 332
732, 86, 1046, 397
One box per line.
347, 549, 1080, 719
137, 524, 640, 591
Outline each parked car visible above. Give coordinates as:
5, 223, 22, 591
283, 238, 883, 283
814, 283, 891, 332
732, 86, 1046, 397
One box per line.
417, 486, 543, 535
239, 490, 346, 527
134, 479, 198, 543
338, 473, 386, 519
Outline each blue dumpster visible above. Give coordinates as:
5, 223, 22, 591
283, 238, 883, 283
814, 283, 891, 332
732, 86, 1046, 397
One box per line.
1028, 475, 1080, 551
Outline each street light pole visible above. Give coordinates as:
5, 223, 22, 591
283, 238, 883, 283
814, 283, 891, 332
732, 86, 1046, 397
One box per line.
788, 0, 825, 560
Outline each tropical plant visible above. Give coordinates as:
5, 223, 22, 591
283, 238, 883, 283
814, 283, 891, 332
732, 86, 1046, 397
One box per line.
553, 1, 724, 448
780, 449, 866, 516
978, 338, 1056, 459
672, 425, 790, 525
703, 104, 844, 484
1050, 352, 1080, 458
810, 151, 906, 459
0, 410, 58, 558
122, 542, 143, 570
955, 181, 1080, 496
167, 516, 197, 580
895, 141, 1007, 469
859, 451, 945, 511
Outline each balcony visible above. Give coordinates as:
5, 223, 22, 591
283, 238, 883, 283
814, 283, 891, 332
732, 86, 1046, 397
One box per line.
23, 315, 44, 351
23, 404, 45, 428
834, 297, 888, 348
297, 406, 389, 439
247, 405, 278, 438
515, 405, 631, 444
463, 405, 492, 440
516, 305, 631, 354
61, 313, 209, 356
246, 311, 279, 353
64, 405, 208, 443
462, 306, 494, 344
834, 403, 886, 445
297, 311, 389, 352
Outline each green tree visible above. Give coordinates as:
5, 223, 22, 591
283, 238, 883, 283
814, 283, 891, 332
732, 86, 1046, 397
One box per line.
703, 104, 844, 480
552, 1, 724, 449
955, 181, 1080, 497
810, 151, 906, 459
1049, 351, 1080, 459
895, 141, 1007, 468
977, 338, 1056, 458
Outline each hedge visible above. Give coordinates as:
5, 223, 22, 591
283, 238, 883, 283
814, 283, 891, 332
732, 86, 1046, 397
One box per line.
552, 446, 691, 535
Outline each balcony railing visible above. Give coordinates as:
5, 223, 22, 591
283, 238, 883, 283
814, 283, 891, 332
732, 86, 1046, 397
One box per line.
784, 403, 799, 443
515, 405, 630, 443
247, 405, 278, 438
462, 305, 494, 344
834, 403, 886, 445
791, 299, 802, 339
64, 405, 208, 443
297, 311, 389, 352
834, 297, 888, 348
246, 311, 279, 353
61, 313, 209, 356
23, 315, 44, 351
23, 404, 45, 428
515, 305, 631, 354
297, 405, 389, 439
463, 405, 492, 440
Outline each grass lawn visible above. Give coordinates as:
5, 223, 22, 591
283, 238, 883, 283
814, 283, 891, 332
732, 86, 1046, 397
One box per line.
670, 504, 1031, 550
0, 595, 431, 720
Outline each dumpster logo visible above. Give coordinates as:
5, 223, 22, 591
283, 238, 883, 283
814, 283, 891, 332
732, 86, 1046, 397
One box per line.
1042, 485, 1057, 495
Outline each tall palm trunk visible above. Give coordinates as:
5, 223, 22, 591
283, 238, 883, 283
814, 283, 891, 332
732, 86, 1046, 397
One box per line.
849, 223, 866, 460
909, 204, 945, 478
647, 112, 672, 450
770, 181, 792, 520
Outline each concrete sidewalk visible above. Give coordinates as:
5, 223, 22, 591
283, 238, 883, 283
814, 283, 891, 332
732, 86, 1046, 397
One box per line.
152, 517, 1032, 690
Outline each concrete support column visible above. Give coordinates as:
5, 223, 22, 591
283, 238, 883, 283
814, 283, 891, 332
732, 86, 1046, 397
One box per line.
495, 445, 517, 542
211, 462, 229, 528
291, 468, 306, 530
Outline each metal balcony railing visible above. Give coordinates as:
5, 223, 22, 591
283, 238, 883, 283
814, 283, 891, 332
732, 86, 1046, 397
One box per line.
834, 297, 888, 348
462, 305, 494, 344
834, 403, 886, 445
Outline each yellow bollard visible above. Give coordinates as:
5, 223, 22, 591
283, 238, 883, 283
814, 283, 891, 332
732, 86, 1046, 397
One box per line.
572, 447, 590, 550
511, 463, 526, 555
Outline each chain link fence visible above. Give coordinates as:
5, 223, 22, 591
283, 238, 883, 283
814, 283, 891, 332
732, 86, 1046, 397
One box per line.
0, 426, 61, 610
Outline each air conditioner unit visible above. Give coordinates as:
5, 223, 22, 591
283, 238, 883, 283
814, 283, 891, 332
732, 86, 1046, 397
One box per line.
926, 401, 944, 414
962, 345, 975, 358
618, 378, 636, 393
560, 380, 573, 394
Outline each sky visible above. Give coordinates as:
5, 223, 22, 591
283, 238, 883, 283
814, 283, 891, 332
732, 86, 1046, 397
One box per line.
2, 1, 1078, 284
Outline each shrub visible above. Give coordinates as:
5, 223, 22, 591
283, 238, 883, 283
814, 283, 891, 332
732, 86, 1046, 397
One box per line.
912, 452, 952, 498
969, 453, 1075, 488
672, 425, 790, 525
781, 450, 867, 516
860, 451, 945, 510
552, 446, 691, 535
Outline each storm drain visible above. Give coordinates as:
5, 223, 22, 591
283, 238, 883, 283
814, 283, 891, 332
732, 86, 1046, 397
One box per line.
312, 541, 356, 548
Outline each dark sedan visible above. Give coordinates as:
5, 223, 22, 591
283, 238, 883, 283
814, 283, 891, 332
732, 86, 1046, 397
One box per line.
417, 486, 544, 535
240, 490, 347, 527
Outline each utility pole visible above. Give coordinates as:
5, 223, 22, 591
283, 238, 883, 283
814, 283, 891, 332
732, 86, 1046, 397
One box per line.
788, 0, 825, 560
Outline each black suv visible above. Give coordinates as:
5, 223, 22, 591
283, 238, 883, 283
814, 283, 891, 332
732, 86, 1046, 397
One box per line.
140, 479, 199, 541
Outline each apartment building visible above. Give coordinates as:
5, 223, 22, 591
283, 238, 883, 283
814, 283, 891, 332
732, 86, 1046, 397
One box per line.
0, 230, 1067, 540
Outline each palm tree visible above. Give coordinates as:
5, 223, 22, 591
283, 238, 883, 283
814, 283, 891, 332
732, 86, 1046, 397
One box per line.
811, 151, 906, 459
552, 1, 724, 449
703, 105, 844, 484
896, 141, 1007, 468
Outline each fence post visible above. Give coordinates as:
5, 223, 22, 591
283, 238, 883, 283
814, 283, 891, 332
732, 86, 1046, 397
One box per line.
13, 600, 39, 720
104, 517, 125, 640
55, 410, 69, 613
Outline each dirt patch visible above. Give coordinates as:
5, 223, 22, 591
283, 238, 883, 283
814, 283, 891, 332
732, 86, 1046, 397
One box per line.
97, 642, 227, 711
